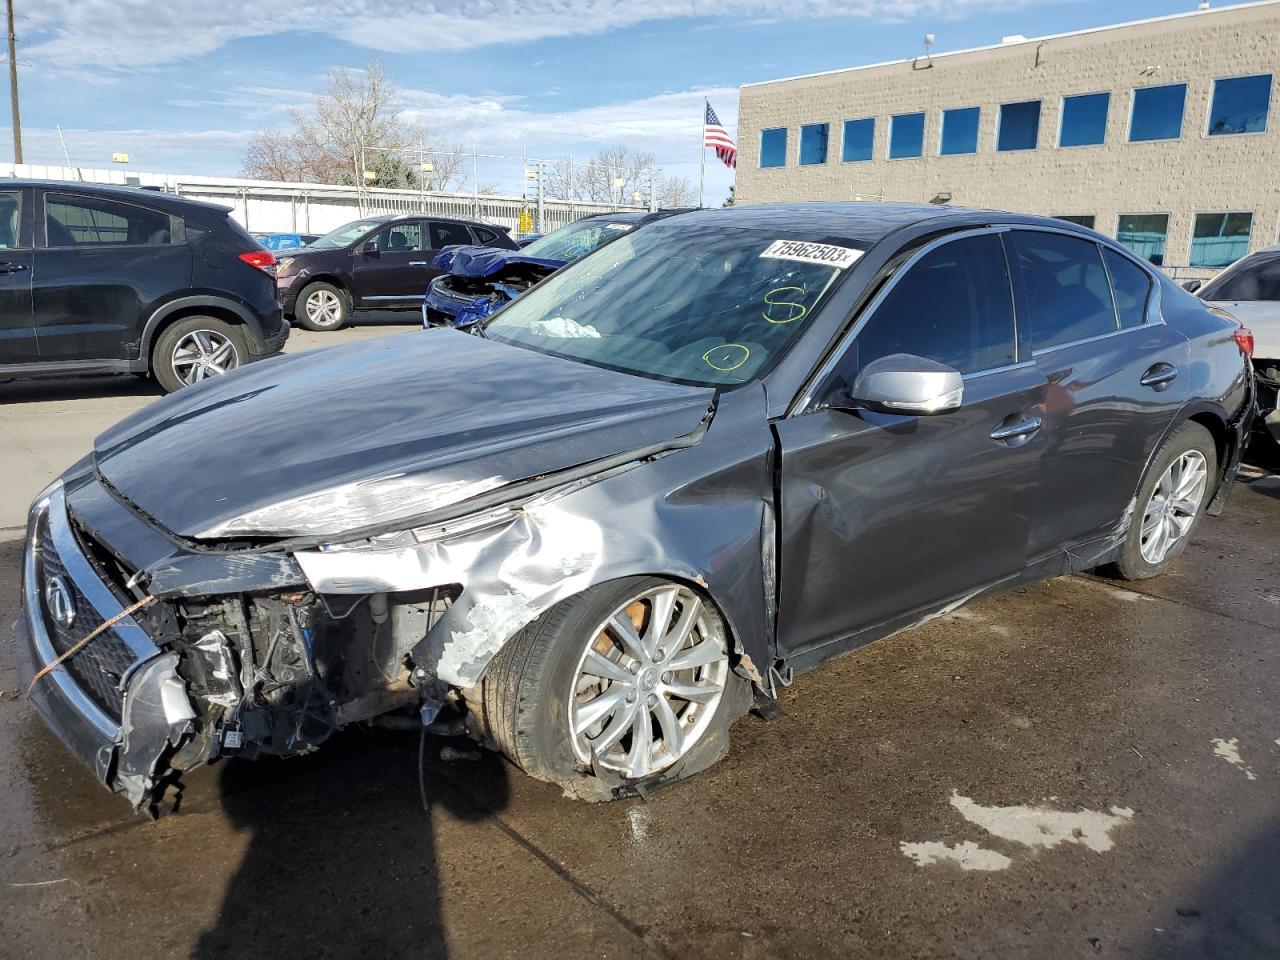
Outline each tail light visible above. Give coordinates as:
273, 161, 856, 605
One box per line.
1234, 327, 1254, 358
238, 250, 277, 275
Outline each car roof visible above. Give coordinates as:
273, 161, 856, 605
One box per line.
665, 202, 1102, 247
5, 178, 237, 216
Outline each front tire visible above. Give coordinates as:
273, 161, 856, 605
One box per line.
152, 317, 247, 394
1110, 421, 1217, 580
295, 281, 348, 332
480, 577, 749, 800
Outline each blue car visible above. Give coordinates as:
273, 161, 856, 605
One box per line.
257, 232, 322, 251
423, 211, 683, 328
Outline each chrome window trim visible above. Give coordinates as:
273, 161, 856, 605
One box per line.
790, 226, 1016, 415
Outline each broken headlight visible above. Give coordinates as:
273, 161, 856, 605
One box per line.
194, 473, 508, 540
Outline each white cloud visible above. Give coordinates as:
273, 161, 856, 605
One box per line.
24, 0, 1032, 70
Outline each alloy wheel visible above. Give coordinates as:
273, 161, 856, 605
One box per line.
568, 584, 729, 778
1139, 450, 1208, 564
305, 289, 343, 326
171, 330, 240, 385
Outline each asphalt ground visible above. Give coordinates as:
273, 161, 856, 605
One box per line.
1, 316, 1277, 959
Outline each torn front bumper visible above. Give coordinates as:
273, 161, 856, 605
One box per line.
13, 484, 194, 810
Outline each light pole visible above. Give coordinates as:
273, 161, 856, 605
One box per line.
6, 0, 21, 164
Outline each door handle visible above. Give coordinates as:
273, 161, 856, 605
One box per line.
990, 415, 1043, 444
0, 261, 28, 274
1140, 362, 1178, 389
409, 260, 428, 266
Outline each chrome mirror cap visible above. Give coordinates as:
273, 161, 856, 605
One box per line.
850, 353, 964, 415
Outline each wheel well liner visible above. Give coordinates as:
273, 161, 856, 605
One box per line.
141, 297, 258, 365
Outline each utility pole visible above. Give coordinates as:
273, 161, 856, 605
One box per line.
7, 0, 21, 164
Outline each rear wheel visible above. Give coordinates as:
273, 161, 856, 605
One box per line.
295, 281, 348, 331
480, 577, 749, 799
1110, 421, 1217, 580
152, 317, 247, 393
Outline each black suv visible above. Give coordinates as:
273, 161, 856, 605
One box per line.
0, 181, 287, 393
274, 213, 518, 331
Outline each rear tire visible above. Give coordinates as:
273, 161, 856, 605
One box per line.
152, 317, 247, 394
295, 281, 348, 332
1109, 421, 1217, 580
480, 577, 749, 800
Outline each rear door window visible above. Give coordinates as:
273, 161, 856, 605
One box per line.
846, 233, 1017, 377
1010, 231, 1117, 351
1200, 253, 1280, 301
1103, 249, 1152, 328
430, 221, 474, 249
45, 194, 173, 247
471, 225, 501, 246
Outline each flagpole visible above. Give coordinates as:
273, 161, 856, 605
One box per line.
698, 97, 706, 208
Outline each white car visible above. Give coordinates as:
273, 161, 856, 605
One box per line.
1190, 245, 1280, 447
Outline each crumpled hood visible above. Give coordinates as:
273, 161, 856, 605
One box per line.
93, 330, 713, 541
431, 244, 565, 277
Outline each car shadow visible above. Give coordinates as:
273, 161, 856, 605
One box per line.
0, 373, 163, 405
1141, 813, 1280, 959
189, 728, 510, 960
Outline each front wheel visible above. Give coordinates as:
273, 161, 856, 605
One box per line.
1109, 421, 1217, 580
480, 577, 750, 800
152, 317, 247, 393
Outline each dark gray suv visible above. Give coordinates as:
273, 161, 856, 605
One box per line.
0, 180, 287, 393
15, 203, 1253, 813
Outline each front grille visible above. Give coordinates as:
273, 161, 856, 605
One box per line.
36, 515, 137, 723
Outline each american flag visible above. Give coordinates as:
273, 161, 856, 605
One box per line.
704, 102, 737, 169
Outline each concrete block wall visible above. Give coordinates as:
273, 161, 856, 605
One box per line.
736, 2, 1280, 269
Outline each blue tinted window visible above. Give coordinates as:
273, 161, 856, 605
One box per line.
889, 112, 925, 159
1129, 84, 1186, 142
1059, 92, 1109, 146
799, 123, 829, 165
1116, 213, 1169, 266
760, 128, 787, 168
1209, 75, 1272, 135
997, 100, 1040, 151
1191, 212, 1253, 268
940, 107, 980, 155
842, 118, 874, 162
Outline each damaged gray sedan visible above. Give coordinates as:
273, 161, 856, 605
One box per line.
15, 204, 1254, 812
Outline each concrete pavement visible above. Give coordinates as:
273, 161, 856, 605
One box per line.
1, 322, 1277, 958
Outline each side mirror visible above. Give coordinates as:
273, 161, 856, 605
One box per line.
848, 353, 964, 415
1181, 279, 1203, 293
362, 240, 380, 258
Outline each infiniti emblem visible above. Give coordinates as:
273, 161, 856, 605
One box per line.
45, 576, 76, 629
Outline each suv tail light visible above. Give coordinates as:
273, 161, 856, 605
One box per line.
238, 250, 277, 275
1234, 327, 1254, 358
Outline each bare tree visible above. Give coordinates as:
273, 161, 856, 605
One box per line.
543, 146, 674, 206
242, 61, 467, 190
657, 175, 696, 207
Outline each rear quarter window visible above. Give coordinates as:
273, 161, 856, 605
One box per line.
1103, 249, 1152, 329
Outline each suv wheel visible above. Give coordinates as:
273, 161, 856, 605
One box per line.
152, 317, 248, 393
480, 577, 750, 800
1109, 420, 1217, 580
296, 281, 348, 332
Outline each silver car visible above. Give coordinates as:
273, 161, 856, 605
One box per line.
1190, 244, 1280, 447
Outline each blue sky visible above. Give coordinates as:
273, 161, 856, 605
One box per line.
8, 1, 1252, 203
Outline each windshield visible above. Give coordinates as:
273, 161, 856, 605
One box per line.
483, 222, 861, 386
520, 218, 636, 262
308, 218, 387, 250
